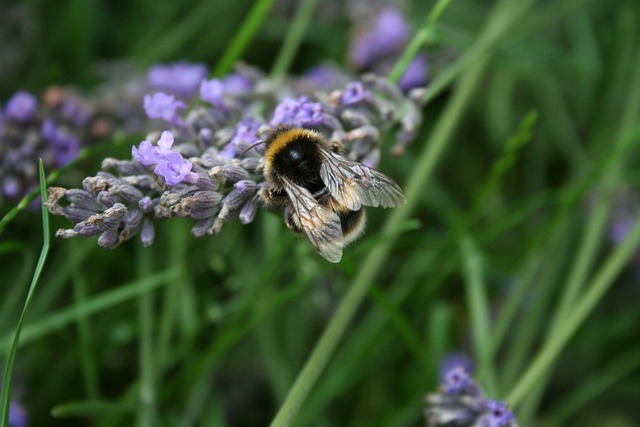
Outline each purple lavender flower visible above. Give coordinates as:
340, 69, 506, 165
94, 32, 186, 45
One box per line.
154, 151, 193, 186
132, 131, 194, 186
399, 54, 428, 91
426, 356, 519, 427
443, 366, 475, 395
480, 400, 514, 427
143, 92, 186, 126
340, 81, 367, 105
5, 91, 38, 122
222, 72, 254, 96
61, 98, 92, 127
200, 79, 226, 109
147, 61, 208, 98
349, 7, 411, 69
270, 96, 328, 127
9, 400, 27, 427
41, 119, 81, 167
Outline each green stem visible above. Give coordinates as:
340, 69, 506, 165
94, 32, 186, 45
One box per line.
460, 237, 498, 397
136, 246, 156, 427
388, 0, 452, 83
213, 0, 277, 76
269, 0, 319, 84
0, 161, 50, 427
506, 209, 640, 406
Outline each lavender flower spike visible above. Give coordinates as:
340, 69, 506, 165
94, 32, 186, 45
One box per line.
426, 354, 519, 427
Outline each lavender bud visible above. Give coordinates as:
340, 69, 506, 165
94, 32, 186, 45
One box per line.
241, 157, 260, 172
97, 191, 117, 208
220, 189, 246, 213
234, 180, 256, 196
102, 158, 147, 176
98, 229, 120, 248
207, 216, 224, 235
125, 208, 142, 230
55, 229, 79, 239
73, 221, 101, 236
191, 217, 214, 238
85, 203, 127, 232
210, 164, 250, 182
239, 199, 257, 224
138, 196, 155, 214
82, 175, 110, 195
109, 184, 143, 203
140, 218, 155, 246
64, 189, 100, 210
62, 206, 96, 222
174, 191, 222, 219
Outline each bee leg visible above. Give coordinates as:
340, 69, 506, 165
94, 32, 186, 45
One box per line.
329, 137, 344, 154
284, 206, 303, 234
259, 186, 289, 209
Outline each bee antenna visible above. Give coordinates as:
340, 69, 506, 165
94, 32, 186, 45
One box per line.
239, 140, 265, 157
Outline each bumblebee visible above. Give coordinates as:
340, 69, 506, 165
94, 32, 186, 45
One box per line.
259, 126, 406, 263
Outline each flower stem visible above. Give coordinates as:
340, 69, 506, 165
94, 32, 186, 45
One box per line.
269, 0, 320, 84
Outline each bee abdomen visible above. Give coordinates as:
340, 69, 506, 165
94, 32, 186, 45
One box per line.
339, 208, 366, 244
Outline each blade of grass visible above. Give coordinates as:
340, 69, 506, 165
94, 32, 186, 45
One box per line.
213, 0, 277, 76
269, 0, 320, 84
0, 268, 179, 353
135, 244, 157, 427
459, 236, 498, 397
0, 160, 50, 427
388, 0, 452, 83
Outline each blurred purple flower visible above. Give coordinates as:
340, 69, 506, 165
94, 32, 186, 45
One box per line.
200, 79, 226, 109
5, 91, 38, 122
143, 93, 186, 126
270, 96, 327, 127
222, 72, 253, 96
147, 61, 208, 98
349, 7, 411, 68
340, 81, 367, 105
221, 118, 261, 158
399, 54, 428, 91
9, 400, 27, 427
41, 119, 81, 166
61, 98, 91, 127
481, 400, 514, 427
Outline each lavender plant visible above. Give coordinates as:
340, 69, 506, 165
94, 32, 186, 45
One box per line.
45, 65, 424, 250
426, 355, 519, 427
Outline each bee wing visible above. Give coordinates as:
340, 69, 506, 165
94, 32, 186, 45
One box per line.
319, 149, 406, 210
281, 176, 344, 263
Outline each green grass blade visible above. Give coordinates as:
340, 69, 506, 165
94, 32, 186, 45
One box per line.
0, 160, 50, 427
213, 0, 277, 76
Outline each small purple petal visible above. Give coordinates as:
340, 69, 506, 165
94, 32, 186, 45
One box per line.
484, 400, 514, 427
154, 152, 192, 185
399, 54, 428, 91
156, 130, 175, 154
222, 72, 253, 95
340, 82, 366, 105
5, 91, 38, 122
200, 79, 226, 108
132, 140, 162, 166
143, 93, 186, 125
